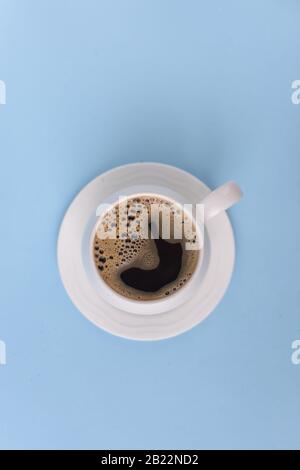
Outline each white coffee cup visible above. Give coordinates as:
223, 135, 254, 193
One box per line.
84, 176, 242, 316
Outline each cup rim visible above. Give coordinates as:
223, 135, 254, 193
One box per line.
89, 192, 204, 311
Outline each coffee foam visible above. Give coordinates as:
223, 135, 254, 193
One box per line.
93, 195, 200, 300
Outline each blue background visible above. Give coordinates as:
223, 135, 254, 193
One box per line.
0, 0, 299, 450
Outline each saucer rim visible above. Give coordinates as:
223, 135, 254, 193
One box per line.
57, 162, 235, 341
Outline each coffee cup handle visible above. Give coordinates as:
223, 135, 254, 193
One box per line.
202, 181, 243, 221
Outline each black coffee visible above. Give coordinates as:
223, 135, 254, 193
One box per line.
93, 195, 200, 301
121, 235, 183, 292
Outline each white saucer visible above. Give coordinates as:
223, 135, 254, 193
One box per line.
57, 163, 235, 341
